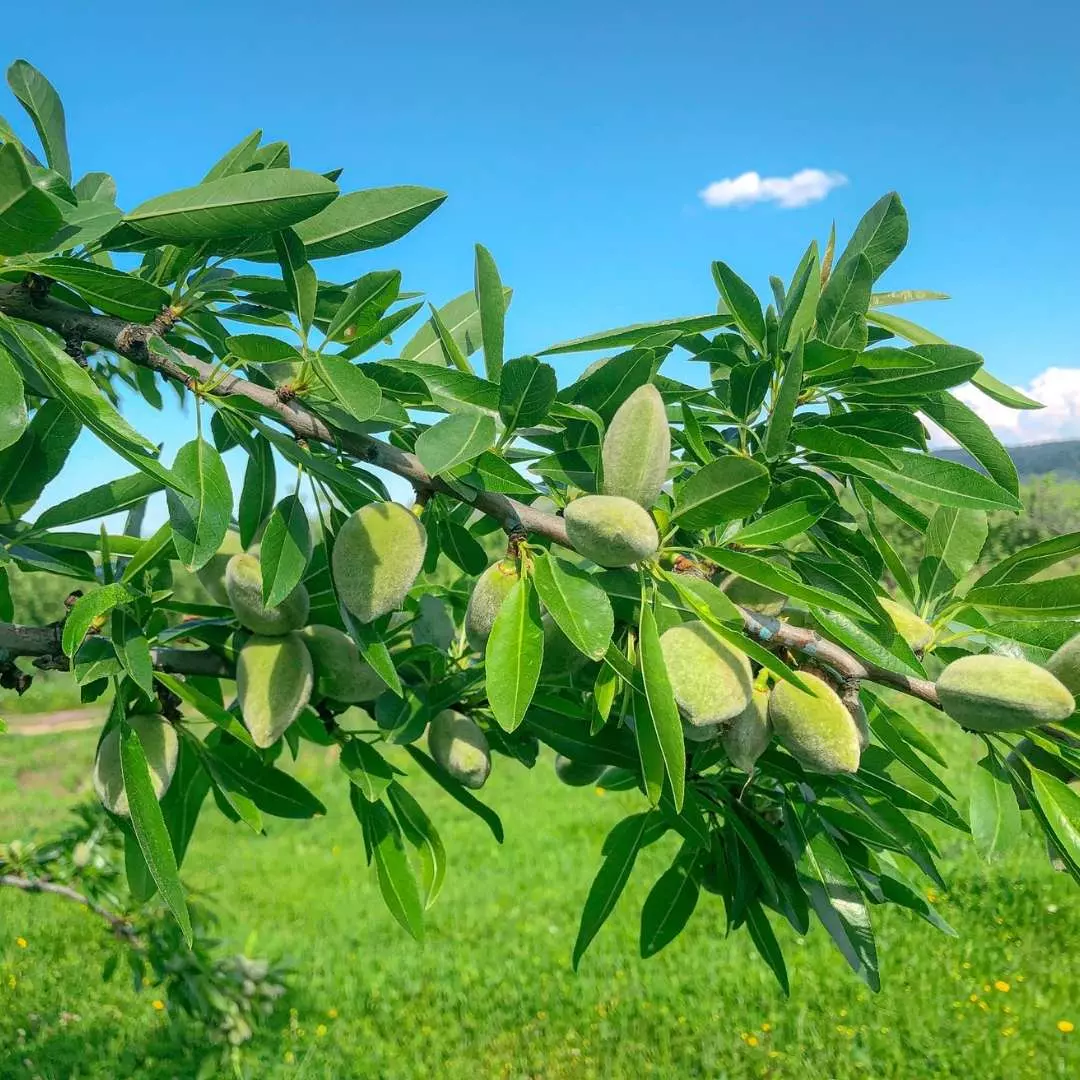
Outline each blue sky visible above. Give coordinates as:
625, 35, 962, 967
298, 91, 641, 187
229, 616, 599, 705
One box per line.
4, 0, 1079, 522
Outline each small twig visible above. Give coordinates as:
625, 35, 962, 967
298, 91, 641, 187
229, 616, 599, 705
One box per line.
0, 874, 137, 940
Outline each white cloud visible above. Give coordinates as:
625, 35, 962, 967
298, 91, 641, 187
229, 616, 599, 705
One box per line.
926, 367, 1080, 447
699, 169, 848, 210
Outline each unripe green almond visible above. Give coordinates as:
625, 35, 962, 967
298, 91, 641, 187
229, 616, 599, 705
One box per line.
93, 714, 179, 817
936, 654, 1075, 732
564, 495, 659, 568
1047, 632, 1080, 696
297, 624, 384, 703
721, 575, 787, 616
225, 553, 310, 636
427, 710, 491, 789
333, 502, 427, 623
196, 530, 245, 606
601, 383, 671, 508
880, 597, 934, 652
465, 559, 520, 651
554, 754, 606, 786
660, 620, 753, 728
769, 672, 861, 775
237, 632, 314, 748
722, 687, 772, 772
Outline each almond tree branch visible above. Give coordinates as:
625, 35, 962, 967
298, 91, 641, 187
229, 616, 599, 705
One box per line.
0, 282, 941, 708
0, 622, 230, 678
0, 281, 569, 545
0, 873, 138, 940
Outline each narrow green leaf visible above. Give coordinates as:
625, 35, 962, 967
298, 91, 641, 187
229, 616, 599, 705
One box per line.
340, 739, 395, 802
226, 334, 304, 364
119, 720, 191, 944
7, 60, 70, 179
153, 672, 256, 748
852, 451, 1022, 513
165, 437, 233, 572
729, 497, 829, 547
816, 253, 872, 346
415, 411, 496, 476
403, 744, 504, 843
0, 345, 27, 452
498, 355, 557, 431
1030, 770, 1080, 871
672, 457, 771, 530
111, 609, 153, 696
918, 506, 987, 605
324, 269, 400, 344
834, 193, 907, 281
539, 314, 730, 355
572, 811, 655, 969
387, 781, 446, 909
639, 849, 700, 958
311, 354, 382, 424
711, 262, 765, 352
474, 243, 505, 381
531, 554, 614, 661
238, 435, 276, 550
745, 901, 790, 995
0, 399, 80, 521
272, 228, 317, 334
486, 574, 544, 731
351, 791, 424, 941
965, 576, 1080, 618
638, 599, 685, 811
126, 169, 339, 243
969, 755, 1021, 862
62, 583, 134, 656
17, 257, 171, 322
260, 494, 312, 607
4, 322, 186, 493
921, 391, 1019, 496
764, 337, 804, 460
34, 472, 163, 532
202, 129, 262, 181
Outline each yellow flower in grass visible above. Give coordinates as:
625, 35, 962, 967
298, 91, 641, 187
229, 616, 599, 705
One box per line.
995, 981, 1010, 993
15, 937, 27, 948
327, 1008, 338, 1019
1058, 1020, 1074, 1034
316, 1024, 327, 1037
152, 1000, 165, 1011
746, 1035, 759, 1047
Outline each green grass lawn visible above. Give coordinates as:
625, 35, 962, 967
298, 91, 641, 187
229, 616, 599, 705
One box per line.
1, 718, 1078, 1080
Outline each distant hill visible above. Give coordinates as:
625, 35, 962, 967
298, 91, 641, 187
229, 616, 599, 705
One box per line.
936, 439, 1080, 480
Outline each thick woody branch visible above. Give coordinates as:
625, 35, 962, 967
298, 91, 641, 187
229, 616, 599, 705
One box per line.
0, 622, 231, 679
0, 281, 569, 545
0, 874, 137, 940
0, 283, 940, 707
740, 610, 940, 707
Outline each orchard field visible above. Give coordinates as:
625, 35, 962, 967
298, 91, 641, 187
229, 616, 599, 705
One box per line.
2, 702, 1079, 1080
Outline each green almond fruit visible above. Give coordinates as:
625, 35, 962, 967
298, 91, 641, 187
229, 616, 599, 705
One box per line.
721, 575, 787, 616
554, 754, 606, 786
333, 502, 427, 623
195, 530, 245, 606
465, 559, 520, 652
427, 709, 491, 790
564, 495, 659, 568
769, 672, 861, 775
601, 383, 671, 508
93, 714, 179, 817
297, 624, 384, 703
225, 553, 310, 636
237, 632, 314, 748
936, 654, 1074, 732
660, 620, 753, 728
683, 720, 722, 743
722, 687, 772, 772
1047, 632, 1080, 696
880, 597, 934, 652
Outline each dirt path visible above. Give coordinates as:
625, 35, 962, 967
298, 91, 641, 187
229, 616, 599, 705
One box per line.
4, 708, 104, 735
